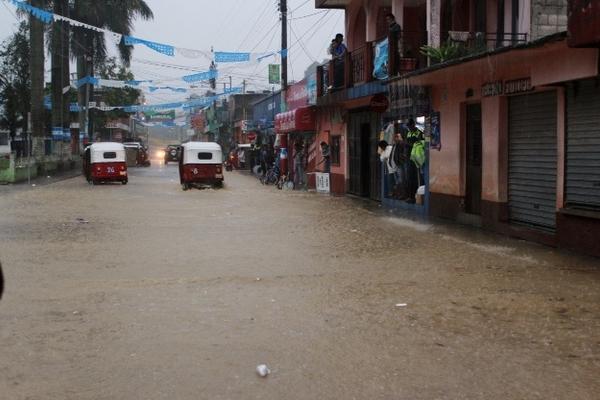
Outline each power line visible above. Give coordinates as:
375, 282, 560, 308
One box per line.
290, 21, 315, 63
236, 0, 273, 51
289, 10, 327, 20
290, 0, 311, 13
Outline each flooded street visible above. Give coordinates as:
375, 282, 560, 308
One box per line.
1, 165, 599, 400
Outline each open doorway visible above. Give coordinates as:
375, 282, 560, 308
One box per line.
360, 123, 371, 198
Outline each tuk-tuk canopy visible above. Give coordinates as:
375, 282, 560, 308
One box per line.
182, 142, 223, 165
90, 142, 126, 164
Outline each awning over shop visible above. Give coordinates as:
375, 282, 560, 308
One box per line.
275, 106, 316, 133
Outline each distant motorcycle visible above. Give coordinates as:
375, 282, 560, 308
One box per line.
0, 262, 4, 300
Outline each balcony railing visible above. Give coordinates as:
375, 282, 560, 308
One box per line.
316, 30, 529, 98
446, 31, 528, 52
316, 31, 427, 98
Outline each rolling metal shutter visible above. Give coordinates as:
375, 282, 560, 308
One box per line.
566, 79, 600, 211
508, 91, 557, 231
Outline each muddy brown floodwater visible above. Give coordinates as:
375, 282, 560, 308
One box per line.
1, 165, 599, 400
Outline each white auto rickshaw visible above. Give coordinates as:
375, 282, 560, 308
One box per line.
178, 142, 224, 190
83, 142, 128, 185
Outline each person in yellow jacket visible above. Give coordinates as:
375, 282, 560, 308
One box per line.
405, 119, 424, 203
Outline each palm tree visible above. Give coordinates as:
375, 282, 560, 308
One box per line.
51, 0, 70, 150
70, 0, 153, 139
29, 0, 47, 158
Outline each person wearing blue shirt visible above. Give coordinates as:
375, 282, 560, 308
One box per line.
328, 34, 347, 88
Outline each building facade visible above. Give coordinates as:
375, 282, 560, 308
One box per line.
315, 0, 600, 257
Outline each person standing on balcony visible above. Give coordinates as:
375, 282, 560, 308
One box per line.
328, 34, 347, 89
386, 13, 403, 71
328, 33, 347, 60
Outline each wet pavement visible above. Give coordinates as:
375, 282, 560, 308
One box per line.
0, 163, 599, 400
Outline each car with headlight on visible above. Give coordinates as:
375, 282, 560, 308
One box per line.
164, 144, 181, 164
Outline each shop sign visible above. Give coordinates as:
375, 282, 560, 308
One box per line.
316, 172, 330, 194
192, 114, 205, 130
146, 110, 176, 122
286, 79, 309, 110
275, 107, 316, 133
242, 120, 256, 132
482, 81, 503, 97
269, 64, 281, 84
504, 78, 533, 95
307, 75, 317, 105
482, 78, 532, 97
106, 121, 130, 131
370, 94, 389, 113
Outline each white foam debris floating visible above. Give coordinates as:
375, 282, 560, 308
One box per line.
256, 364, 270, 377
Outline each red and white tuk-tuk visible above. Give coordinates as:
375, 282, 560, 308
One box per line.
83, 142, 128, 185
179, 142, 224, 190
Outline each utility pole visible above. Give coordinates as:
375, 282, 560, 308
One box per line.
280, 0, 288, 90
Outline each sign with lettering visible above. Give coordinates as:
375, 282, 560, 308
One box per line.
370, 94, 390, 113
482, 78, 533, 97
286, 79, 309, 110
316, 172, 330, 194
504, 78, 533, 95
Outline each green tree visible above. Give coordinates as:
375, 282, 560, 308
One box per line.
91, 57, 141, 129
0, 22, 31, 138
70, 0, 153, 137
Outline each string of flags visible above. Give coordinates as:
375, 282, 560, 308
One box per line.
44, 87, 243, 113
75, 76, 217, 93
7, 0, 286, 63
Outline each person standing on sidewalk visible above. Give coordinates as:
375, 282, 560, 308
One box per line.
293, 141, 305, 188
0, 262, 4, 300
318, 141, 331, 173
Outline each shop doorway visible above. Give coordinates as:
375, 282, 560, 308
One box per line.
360, 123, 371, 198
465, 103, 482, 215
348, 111, 381, 201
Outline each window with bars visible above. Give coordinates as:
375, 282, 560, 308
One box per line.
331, 135, 341, 166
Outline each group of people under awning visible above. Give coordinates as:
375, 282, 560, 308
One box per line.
378, 118, 425, 204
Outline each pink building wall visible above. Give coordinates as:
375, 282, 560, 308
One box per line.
315, 108, 347, 194
407, 41, 598, 203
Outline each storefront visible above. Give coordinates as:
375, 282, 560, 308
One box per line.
391, 33, 600, 256
314, 106, 346, 195
273, 80, 318, 190
274, 106, 317, 188
341, 94, 390, 202
382, 83, 434, 214
558, 77, 600, 256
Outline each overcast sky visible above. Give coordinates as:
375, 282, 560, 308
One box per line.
0, 0, 344, 105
